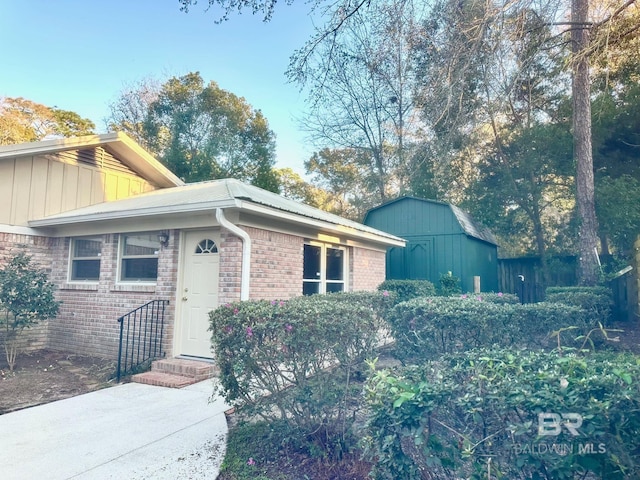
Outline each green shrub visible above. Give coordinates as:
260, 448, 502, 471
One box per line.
377, 280, 436, 304
220, 420, 290, 480
0, 252, 60, 371
386, 296, 592, 362
209, 292, 390, 457
364, 348, 640, 479
545, 286, 614, 326
479, 292, 520, 304
437, 272, 461, 296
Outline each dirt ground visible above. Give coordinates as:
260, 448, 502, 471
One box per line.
0, 349, 117, 415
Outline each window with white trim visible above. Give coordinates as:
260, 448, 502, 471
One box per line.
303, 243, 346, 295
119, 232, 160, 282
69, 237, 102, 281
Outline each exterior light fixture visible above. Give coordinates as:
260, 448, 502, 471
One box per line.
157, 231, 169, 248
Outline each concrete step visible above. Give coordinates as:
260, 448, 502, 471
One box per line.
131, 357, 218, 389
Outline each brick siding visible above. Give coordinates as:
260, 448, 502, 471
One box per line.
351, 246, 387, 291
0, 233, 55, 355
245, 227, 304, 300
1, 226, 388, 361
45, 231, 179, 360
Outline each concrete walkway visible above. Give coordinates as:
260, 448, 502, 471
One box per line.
0, 380, 230, 480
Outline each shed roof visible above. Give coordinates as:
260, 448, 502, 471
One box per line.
365, 196, 498, 245
30, 178, 405, 247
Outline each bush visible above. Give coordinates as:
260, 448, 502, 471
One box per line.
545, 286, 614, 326
364, 348, 640, 479
437, 272, 461, 296
378, 280, 436, 305
209, 292, 391, 456
0, 252, 60, 371
386, 296, 593, 363
479, 292, 520, 304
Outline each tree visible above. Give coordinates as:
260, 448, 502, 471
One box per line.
305, 148, 377, 220
108, 72, 279, 191
275, 168, 326, 206
0, 97, 95, 145
0, 252, 60, 372
106, 77, 161, 150
180, 0, 639, 272
290, 0, 423, 206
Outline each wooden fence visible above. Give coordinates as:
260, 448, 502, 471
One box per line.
498, 256, 577, 303
498, 256, 636, 322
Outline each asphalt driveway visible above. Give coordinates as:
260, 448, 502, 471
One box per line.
0, 380, 230, 479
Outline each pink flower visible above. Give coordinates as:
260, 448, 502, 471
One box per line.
497, 292, 503, 297
461, 294, 468, 299
233, 308, 239, 315
246, 327, 253, 337
477, 296, 483, 302
279, 301, 285, 307
285, 324, 293, 332
271, 300, 277, 306
247, 457, 256, 466
382, 290, 390, 297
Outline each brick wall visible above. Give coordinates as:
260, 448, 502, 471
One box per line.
351, 246, 386, 291
245, 227, 304, 300
219, 231, 243, 304
47, 231, 179, 360
0, 233, 55, 355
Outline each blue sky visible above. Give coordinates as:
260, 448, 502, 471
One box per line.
0, 1, 318, 174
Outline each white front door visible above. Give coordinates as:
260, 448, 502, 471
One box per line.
178, 230, 220, 358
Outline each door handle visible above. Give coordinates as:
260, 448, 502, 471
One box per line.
182, 296, 188, 301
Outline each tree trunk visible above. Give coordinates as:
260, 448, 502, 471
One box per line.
572, 0, 599, 285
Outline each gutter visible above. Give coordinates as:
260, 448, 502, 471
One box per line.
216, 208, 251, 301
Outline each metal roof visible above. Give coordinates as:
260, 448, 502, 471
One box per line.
449, 204, 498, 245
365, 196, 498, 245
30, 178, 405, 246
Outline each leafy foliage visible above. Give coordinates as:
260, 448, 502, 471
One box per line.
0, 97, 95, 145
377, 280, 436, 305
209, 292, 391, 455
545, 286, 614, 326
596, 175, 640, 256
364, 348, 640, 479
437, 272, 461, 297
109, 72, 279, 190
0, 252, 60, 371
386, 296, 594, 363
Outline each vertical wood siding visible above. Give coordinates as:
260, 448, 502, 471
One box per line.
0, 149, 157, 226
365, 198, 499, 292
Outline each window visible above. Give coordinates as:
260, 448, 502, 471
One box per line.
119, 233, 160, 282
195, 239, 218, 254
303, 243, 346, 295
70, 237, 102, 281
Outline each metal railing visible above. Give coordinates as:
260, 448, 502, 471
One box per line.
116, 300, 169, 382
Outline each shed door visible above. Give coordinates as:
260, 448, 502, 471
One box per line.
178, 230, 220, 358
408, 241, 433, 280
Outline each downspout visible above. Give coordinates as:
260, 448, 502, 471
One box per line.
216, 208, 251, 301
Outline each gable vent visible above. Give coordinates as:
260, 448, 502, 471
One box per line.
56, 147, 137, 175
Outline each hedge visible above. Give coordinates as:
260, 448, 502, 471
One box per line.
364, 348, 640, 479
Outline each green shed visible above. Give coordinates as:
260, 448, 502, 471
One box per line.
363, 196, 499, 293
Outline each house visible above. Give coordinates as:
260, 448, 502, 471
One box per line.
363, 196, 499, 293
0, 133, 404, 362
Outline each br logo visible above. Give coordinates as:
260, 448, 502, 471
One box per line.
538, 413, 583, 436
